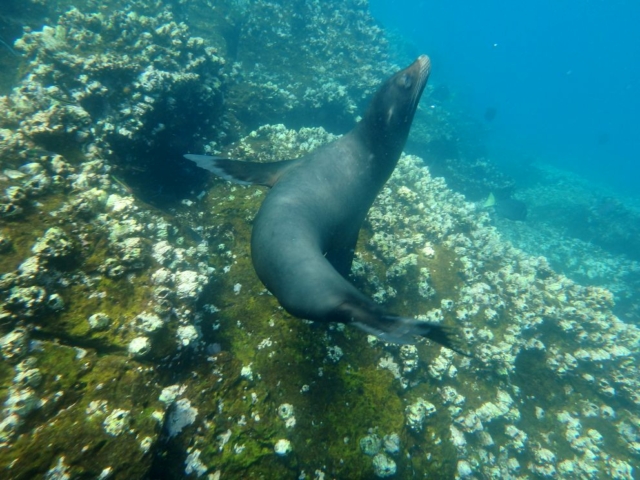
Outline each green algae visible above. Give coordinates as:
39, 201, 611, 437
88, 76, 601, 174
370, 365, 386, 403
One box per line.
55, 271, 154, 342
0, 344, 162, 479
146, 180, 417, 476
4, 126, 628, 479
0, 192, 67, 273
423, 245, 464, 302
158, 162, 477, 478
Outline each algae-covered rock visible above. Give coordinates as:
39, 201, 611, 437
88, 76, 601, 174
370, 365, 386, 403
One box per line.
88, 312, 111, 330
274, 438, 292, 456
128, 337, 152, 357
1, 342, 163, 478
0, 0, 639, 478
0, 343, 164, 478
0, 329, 29, 362
372, 452, 397, 477
360, 434, 382, 456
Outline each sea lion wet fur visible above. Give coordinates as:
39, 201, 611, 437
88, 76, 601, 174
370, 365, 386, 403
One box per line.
185, 56, 468, 355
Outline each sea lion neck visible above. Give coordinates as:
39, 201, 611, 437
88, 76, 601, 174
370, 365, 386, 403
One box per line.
354, 55, 430, 168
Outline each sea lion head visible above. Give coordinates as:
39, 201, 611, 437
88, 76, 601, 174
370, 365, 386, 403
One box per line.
359, 55, 431, 158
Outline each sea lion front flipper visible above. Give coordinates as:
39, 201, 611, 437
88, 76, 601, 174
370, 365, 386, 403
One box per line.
184, 154, 299, 187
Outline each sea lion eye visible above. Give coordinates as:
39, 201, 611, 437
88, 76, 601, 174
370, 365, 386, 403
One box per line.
400, 74, 412, 89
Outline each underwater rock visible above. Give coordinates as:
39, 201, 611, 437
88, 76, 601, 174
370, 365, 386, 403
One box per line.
19, 162, 44, 176
65, 187, 107, 219
372, 452, 397, 477
44, 457, 72, 480
176, 325, 199, 347
360, 434, 382, 456
133, 312, 164, 334
46, 293, 65, 311
88, 313, 112, 331
17, 256, 42, 283
14, 363, 42, 389
274, 438, 292, 456
405, 398, 436, 431
456, 460, 474, 478
0, 414, 21, 446
240, 364, 253, 381
382, 433, 401, 455
3, 386, 42, 417
277, 403, 296, 429
152, 241, 174, 266
100, 258, 126, 278
166, 398, 198, 438
399, 345, 419, 374
23, 171, 52, 196
222, 0, 393, 131
0, 0, 637, 474
103, 409, 131, 436
31, 227, 75, 263
184, 449, 207, 477
116, 237, 147, 266
174, 270, 208, 301
428, 351, 453, 380
127, 336, 151, 357
151, 268, 173, 285
450, 425, 467, 450
0, 202, 23, 219
326, 345, 343, 363
5, 286, 47, 318
0, 328, 29, 362
159, 385, 187, 406
4, 186, 27, 204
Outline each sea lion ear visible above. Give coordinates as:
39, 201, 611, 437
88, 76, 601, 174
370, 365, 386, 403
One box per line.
184, 154, 300, 187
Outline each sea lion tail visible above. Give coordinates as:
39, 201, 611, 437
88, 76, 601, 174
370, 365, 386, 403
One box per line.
346, 307, 471, 356
184, 154, 299, 187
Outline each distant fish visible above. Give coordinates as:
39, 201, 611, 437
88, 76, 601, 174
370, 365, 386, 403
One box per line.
0, 38, 20, 58
591, 196, 620, 217
47, 94, 79, 106
483, 192, 496, 208
484, 107, 497, 122
110, 175, 134, 195
24, 148, 59, 158
483, 192, 527, 221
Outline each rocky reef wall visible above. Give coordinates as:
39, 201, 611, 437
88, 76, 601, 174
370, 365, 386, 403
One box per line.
0, 1, 639, 479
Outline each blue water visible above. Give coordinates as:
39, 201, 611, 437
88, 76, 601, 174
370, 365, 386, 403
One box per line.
371, 0, 640, 197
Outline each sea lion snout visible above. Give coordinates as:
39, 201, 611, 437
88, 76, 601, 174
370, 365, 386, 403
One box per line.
407, 54, 431, 94
416, 54, 431, 73
417, 55, 431, 80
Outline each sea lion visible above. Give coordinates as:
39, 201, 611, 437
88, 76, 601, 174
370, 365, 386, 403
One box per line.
185, 55, 467, 355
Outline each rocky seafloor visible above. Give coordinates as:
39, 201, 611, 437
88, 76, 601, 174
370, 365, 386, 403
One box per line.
492, 163, 640, 325
1, 1, 640, 479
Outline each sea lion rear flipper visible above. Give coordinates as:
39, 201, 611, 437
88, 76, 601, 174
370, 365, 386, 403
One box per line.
184, 154, 299, 187
351, 312, 471, 357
